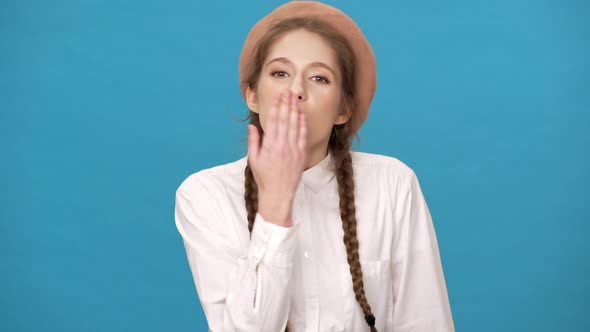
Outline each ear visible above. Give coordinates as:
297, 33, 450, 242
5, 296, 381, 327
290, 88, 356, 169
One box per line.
246, 86, 259, 114
334, 105, 352, 125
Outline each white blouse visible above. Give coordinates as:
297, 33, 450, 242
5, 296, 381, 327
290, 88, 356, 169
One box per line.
174, 150, 455, 332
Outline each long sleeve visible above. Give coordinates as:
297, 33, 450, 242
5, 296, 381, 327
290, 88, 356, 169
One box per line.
174, 174, 299, 331
391, 170, 455, 331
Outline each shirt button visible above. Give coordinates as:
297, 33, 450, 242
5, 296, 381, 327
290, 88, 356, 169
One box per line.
304, 251, 310, 258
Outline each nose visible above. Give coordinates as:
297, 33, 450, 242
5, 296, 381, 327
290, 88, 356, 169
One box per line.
289, 76, 306, 101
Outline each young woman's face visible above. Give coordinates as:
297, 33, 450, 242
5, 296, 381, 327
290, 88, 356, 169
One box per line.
246, 29, 350, 153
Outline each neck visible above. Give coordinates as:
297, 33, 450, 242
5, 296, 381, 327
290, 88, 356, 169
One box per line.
304, 142, 329, 171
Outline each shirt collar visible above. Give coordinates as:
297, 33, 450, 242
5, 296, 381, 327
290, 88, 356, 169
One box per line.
301, 150, 336, 193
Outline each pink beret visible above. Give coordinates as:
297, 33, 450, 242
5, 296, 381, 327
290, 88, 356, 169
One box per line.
238, 0, 377, 134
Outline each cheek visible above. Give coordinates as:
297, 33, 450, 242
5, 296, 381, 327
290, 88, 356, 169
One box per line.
255, 81, 284, 129
305, 112, 332, 140
257, 99, 275, 132
306, 104, 343, 141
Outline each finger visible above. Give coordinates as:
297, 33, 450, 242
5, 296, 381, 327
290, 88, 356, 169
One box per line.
276, 90, 290, 145
288, 93, 299, 147
298, 111, 307, 152
247, 124, 260, 163
266, 93, 281, 141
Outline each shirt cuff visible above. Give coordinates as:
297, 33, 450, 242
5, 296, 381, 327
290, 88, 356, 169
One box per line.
249, 212, 299, 268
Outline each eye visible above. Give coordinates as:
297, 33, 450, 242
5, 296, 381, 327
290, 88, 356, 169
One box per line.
271, 71, 289, 78
311, 76, 330, 84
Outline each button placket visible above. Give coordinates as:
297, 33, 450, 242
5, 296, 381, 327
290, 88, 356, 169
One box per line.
299, 188, 321, 330
299, 196, 314, 273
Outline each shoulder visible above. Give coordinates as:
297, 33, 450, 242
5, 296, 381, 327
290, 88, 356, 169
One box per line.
350, 150, 417, 186
176, 155, 248, 199
349, 151, 422, 211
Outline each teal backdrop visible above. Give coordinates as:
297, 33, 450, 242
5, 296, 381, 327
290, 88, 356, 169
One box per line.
2, 0, 588, 331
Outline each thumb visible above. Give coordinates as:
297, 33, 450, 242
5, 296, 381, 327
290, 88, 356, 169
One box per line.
247, 124, 260, 163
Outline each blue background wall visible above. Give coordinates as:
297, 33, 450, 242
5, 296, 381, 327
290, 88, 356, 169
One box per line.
2, 0, 588, 331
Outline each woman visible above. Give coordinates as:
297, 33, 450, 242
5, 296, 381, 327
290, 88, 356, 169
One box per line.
174, 1, 455, 331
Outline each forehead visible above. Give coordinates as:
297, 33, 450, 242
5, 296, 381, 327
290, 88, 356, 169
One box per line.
266, 29, 338, 67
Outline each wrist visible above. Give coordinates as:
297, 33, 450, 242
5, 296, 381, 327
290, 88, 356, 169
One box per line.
258, 195, 293, 227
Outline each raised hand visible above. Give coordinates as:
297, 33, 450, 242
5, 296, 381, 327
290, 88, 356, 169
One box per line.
247, 90, 308, 227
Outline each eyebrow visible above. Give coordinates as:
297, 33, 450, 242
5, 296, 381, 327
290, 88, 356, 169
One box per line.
265, 57, 336, 77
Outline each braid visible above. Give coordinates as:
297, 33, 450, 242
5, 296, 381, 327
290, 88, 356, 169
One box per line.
244, 161, 258, 237
332, 135, 377, 332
